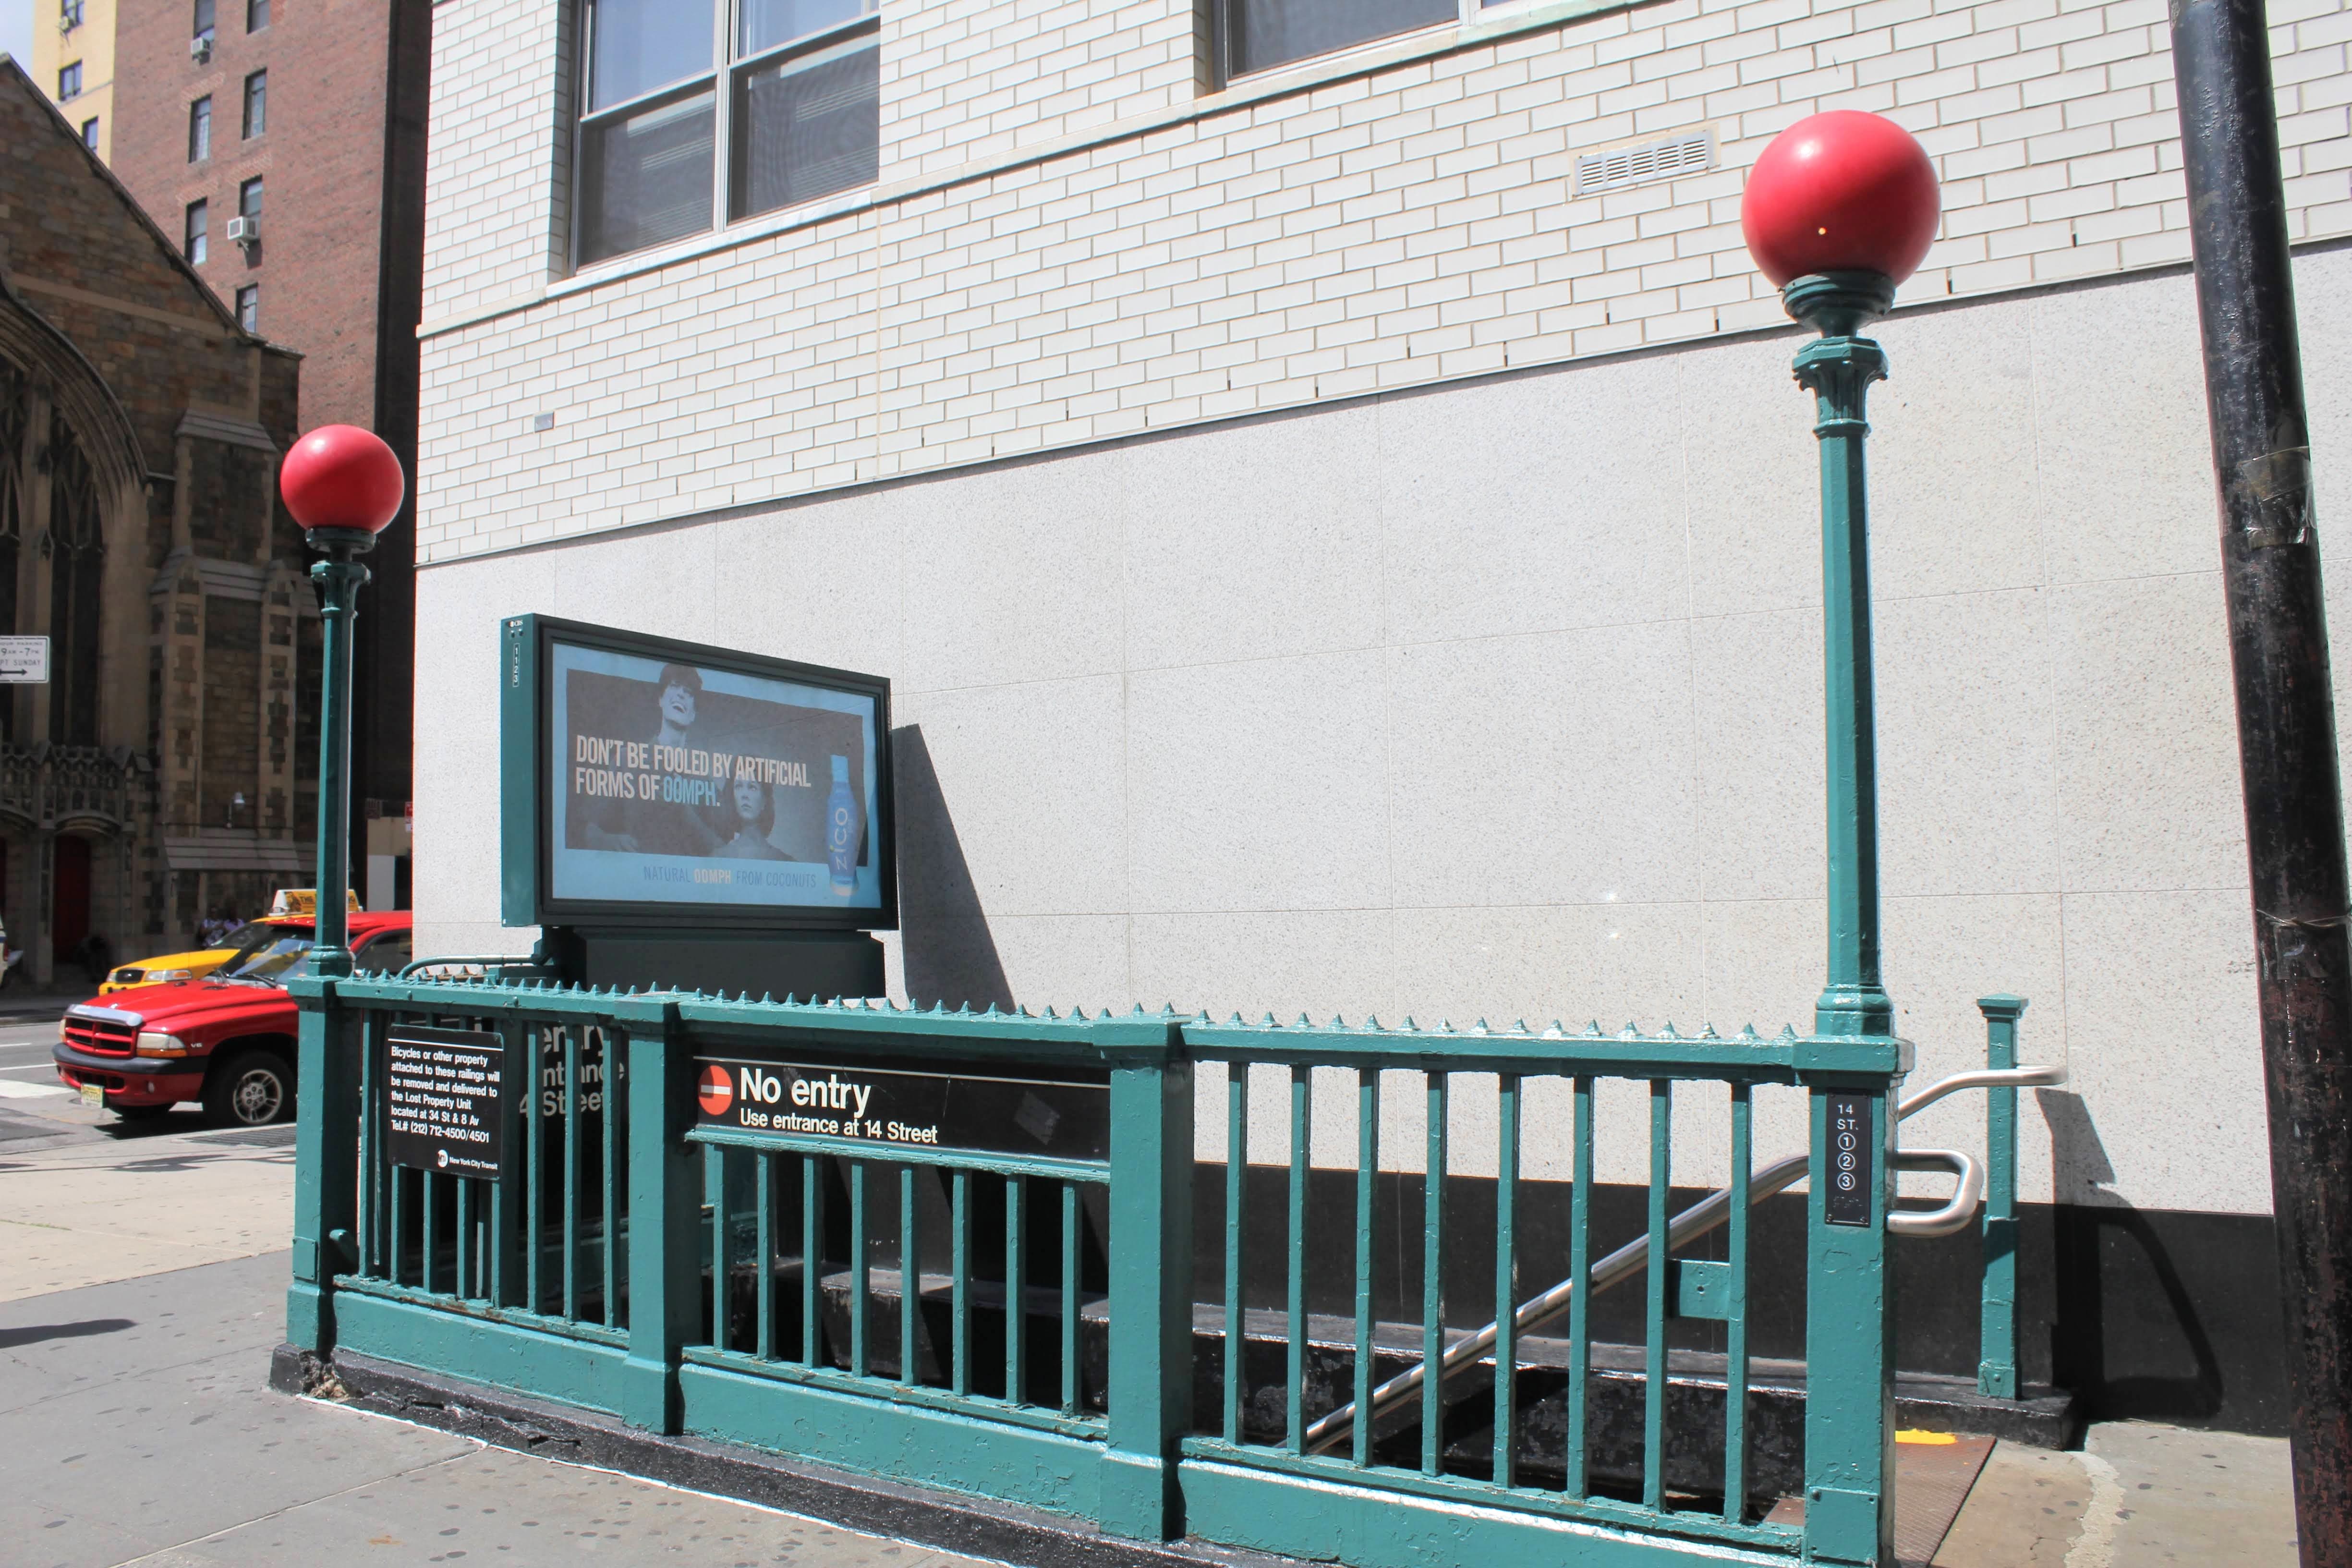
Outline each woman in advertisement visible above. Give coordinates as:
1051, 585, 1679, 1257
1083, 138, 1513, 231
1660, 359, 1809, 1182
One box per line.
720, 773, 789, 861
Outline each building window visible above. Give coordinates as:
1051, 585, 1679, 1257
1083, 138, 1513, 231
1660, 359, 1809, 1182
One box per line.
189, 96, 212, 161
58, 62, 82, 100
81, 117, 99, 150
242, 71, 266, 137
235, 285, 258, 332
193, 0, 215, 40
60, 0, 84, 30
239, 176, 263, 220
185, 200, 208, 264
1220, 0, 1455, 79
248, 0, 269, 30
573, 0, 878, 267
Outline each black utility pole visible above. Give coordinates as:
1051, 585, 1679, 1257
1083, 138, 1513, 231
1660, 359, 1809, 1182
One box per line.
2171, 0, 2352, 1559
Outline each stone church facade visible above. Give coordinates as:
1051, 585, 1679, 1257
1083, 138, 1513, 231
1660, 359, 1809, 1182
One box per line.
0, 56, 313, 983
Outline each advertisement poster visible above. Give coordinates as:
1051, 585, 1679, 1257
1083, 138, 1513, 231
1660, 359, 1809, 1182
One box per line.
547, 639, 883, 912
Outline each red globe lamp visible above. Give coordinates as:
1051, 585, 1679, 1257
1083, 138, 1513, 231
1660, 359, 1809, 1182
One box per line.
1741, 110, 1940, 333
280, 424, 405, 550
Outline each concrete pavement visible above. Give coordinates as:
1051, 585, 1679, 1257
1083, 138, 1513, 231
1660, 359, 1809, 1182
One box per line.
0, 1252, 994, 1567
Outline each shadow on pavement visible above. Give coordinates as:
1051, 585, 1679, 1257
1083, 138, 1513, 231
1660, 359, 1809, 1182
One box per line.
0, 1316, 134, 1349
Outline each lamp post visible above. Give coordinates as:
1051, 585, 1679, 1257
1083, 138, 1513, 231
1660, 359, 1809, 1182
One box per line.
279, 425, 405, 975
1740, 112, 1942, 1039
280, 424, 402, 1358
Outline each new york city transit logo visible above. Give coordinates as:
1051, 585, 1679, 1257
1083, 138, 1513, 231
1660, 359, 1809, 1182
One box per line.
697, 1063, 735, 1116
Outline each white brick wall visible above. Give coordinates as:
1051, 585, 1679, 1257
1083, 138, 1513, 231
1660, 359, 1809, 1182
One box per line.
882, 0, 1199, 179
416, 0, 2352, 561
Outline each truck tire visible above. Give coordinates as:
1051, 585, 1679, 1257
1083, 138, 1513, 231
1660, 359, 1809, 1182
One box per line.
205, 1049, 292, 1127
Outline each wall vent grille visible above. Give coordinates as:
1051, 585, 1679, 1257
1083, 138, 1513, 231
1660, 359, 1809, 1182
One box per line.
1575, 131, 1716, 196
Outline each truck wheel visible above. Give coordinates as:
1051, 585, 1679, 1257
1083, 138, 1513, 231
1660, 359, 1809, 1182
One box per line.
206, 1050, 292, 1127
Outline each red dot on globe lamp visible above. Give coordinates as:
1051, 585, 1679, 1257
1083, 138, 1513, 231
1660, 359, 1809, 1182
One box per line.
1740, 111, 1940, 288
279, 424, 405, 538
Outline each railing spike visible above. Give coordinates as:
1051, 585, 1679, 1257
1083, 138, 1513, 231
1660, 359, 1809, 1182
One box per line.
1620, 1021, 1641, 1039
1738, 1023, 1762, 1042
1514, 1019, 1530, 1034
1403, 1015, 1419, 1032
1660, 1021, 1682, 1040
1296, 1013, 1312, 1028
1437, 1018, 1453, 1034
1699, 1022, 1721, 1039
1330, 1014, 1346, 1029
1366, 1014, 1383, 1031
1472, 1017, 1489, 1034
1776, 1024, 1798, 1042
1543, 1020, 1566, 1038
1583, 1020, 1603, 1037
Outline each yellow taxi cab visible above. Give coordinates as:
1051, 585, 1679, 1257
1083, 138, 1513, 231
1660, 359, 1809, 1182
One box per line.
99, 887, 364, 995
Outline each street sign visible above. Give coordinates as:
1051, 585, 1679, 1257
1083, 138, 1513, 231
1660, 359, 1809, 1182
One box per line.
386, 1025, 509, 1179
0, 636, 49, 683
693, 1052, 1109, 1162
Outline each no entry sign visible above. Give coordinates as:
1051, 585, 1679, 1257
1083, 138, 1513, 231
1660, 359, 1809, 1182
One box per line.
692, 1053, 1108, 1163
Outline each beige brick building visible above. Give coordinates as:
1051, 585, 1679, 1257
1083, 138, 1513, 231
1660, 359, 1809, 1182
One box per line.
412, 0, 2352, 1433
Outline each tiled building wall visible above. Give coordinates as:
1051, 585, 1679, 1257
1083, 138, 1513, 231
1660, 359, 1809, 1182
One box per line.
415, 0, 2352, 561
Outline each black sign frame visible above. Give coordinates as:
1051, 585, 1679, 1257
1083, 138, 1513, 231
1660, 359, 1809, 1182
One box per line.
692, 1050, 1110, 1165
1823, 1091, 1874, 1227
386, 1024, 511, 1180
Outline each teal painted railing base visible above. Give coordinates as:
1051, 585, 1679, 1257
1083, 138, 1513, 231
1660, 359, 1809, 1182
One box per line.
335, 1286, 630, 1416
1179, 1456, 1795, 1568
681, 1358, 1101, 1519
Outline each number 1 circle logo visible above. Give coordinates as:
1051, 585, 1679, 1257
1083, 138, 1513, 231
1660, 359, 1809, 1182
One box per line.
697, 1063, 735, 1116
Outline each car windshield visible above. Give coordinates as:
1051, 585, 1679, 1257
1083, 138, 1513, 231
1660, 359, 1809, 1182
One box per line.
215, 920, 279, 952
214, 931, 315, 985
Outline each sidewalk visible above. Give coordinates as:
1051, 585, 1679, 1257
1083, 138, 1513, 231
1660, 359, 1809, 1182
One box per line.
1, 1253, 992, 1567
0, 1113, 2302, 1567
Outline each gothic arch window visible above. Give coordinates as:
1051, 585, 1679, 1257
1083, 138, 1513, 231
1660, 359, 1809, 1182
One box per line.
45, 410, 102, 746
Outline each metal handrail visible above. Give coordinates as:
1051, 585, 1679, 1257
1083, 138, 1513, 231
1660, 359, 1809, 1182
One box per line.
1887, 1148, 1983, 1238
1298, 1060, 2066, 1455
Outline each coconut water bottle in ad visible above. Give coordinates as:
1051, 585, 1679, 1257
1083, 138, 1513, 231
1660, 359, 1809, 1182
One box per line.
827, 754, 858, 896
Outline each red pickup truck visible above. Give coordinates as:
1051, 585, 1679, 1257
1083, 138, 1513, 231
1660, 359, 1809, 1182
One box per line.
53, 911, 413, 1126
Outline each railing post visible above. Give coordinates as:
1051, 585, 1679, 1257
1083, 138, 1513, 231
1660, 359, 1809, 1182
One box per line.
1097, 1012, 1193, 1541
287, 975, 358, 1354
1976, 996, 2026, 1399
622, 999, 700, 1434
1800, 1048, 1897, 1567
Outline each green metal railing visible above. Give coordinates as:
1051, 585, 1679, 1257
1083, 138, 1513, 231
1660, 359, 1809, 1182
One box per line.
291, 972, 2052, 1568
347, 1012, 627, 1341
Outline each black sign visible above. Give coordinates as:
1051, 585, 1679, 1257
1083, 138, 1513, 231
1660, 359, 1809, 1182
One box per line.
387, 1025, 509, 1179
1824, 1092, 1873, 1227
693, 1054, 1109, 1163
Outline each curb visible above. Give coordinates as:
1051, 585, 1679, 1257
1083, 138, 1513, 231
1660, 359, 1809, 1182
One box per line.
269, 1345, 1300, 1568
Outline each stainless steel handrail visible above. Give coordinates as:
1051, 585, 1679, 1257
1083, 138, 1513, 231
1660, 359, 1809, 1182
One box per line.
1886, 1147, 1983, 1238
1297, 1060, 2065, 1456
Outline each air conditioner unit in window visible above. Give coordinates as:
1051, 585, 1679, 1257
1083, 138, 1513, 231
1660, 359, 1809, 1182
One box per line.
58, 15, 76, 33
226, 215, 258, 245
190, 34, 213, 62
